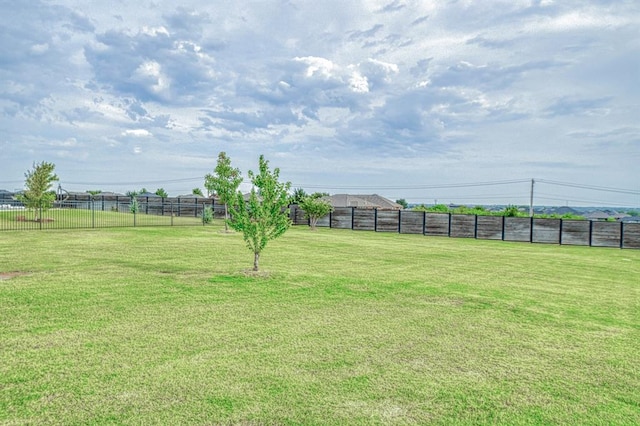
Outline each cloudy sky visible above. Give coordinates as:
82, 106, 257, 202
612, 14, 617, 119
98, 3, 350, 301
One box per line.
1, 0, 638, 206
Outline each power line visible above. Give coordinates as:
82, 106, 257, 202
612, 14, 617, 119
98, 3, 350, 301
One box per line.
536, 179, 639, 195
291, 179, 531, 190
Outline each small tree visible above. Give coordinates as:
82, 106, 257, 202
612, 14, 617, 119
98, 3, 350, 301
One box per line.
396, 198, 408, 209
205, 152, 243, 232
155, 188, 168, 198
18, 161, 59, 220
192, 188, 204, 197
299, 196, 333, 230
228, 155, 291, 272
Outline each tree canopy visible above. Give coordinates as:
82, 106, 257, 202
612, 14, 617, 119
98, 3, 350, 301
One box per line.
205, 152, 243, 231
18, 161, 59, 219
228, 155, 291, 271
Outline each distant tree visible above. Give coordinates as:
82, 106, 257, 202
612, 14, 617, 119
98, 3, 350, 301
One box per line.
126, 190, 139, 198
628, 210, 639, 217
503, 205, 521, 217
396, 198, 408, 209
205, 152, 243, 232
192, 188, 204, 197
155, 188, 168, 198
289, 187, 308, 205
299, 196, 333, 230
228, 155, 291, 272
310, 192, 330, 199
87, 190, 102, 197
139, 188, 148, 194
18, 161, 59, 220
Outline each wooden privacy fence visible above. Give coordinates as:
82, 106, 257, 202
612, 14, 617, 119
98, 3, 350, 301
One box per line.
290, 206, 640, 249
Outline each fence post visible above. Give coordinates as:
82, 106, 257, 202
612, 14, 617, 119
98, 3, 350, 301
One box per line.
530, 216, 534, 243
422, 211, 426, 236
351, 207, 355, 230
620, 222, 625, 249
398, 210, 402, 234
448, 213, 452, 237
374, 208, 378, 232
501, 216, 505, 241
92, 200, 95, 228
39, 202, 43, 230
589, 220, 593, 247
474, 215, 478, 239
171, 202, 174, 226
559, 219, 563, 245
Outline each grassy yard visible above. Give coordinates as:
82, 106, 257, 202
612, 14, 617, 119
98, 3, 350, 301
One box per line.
0, 225, 638, 424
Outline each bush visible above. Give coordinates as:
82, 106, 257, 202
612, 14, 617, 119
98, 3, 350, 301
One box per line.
203, 207, 214, 224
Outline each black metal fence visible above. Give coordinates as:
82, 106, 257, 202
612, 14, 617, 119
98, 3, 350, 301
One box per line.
0, 198, 225, 231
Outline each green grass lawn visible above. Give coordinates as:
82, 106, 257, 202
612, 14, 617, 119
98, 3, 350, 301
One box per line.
1, 225, 638, 425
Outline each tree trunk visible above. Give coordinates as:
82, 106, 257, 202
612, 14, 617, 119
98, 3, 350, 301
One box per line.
224, 203, 229, 232
253, 252, 260, 271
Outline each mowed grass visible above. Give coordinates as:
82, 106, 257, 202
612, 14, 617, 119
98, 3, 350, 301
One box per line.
0, 225, 638, 425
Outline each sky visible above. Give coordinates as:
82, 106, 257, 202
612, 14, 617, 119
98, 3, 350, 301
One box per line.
1, 0, 638, 207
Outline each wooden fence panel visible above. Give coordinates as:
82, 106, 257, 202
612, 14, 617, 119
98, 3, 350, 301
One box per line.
331, 207, 353, 229
400, 211, 424, 234
476, 216, 503, 240
353, 209, 376, 231
532, 218, 561, 244
316, 214, 330, 227
376, 210, 400, 232
622, 223, 640, 249
561, 220, 590, 245
504, 217, 531, 242
591, 221, 621, 248
450, 214, 475, 238
425, 213, 450, 236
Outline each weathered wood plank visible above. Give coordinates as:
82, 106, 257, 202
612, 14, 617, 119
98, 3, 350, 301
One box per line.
561, 220, 590, 245
476, 216, 503, 240
425, 213, 450, 236
450, 214, 475, 238
376, 210, 400, 232
504, 217, 531, 242
622, 223, 640, 249
353, 209, 376, 231
331, 207, 353, 229
400, 211, 424, 234
591, 221, 621, 247
532, 218, 560, 244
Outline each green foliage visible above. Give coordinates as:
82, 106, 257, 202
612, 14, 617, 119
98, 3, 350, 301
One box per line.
289, 187, 308, 205
155, 188, 168, 198
192, 188, 204, 197
228, 155, 291, 271
17, 161, 59, 219
395, 198, 408, 209
310, 191, 329, 199
126, 190, 139, 197
202, 206, 214, 224
503, 204, 521, 217
299, 196, 333, 230
86, 190, 102, 196
130, 198, 139, 214
205, 152, 243, 231
627, 210, 639, 217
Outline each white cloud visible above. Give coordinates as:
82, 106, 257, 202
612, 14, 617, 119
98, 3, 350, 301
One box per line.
122, 129, 152, 137
0, 0, 637, 205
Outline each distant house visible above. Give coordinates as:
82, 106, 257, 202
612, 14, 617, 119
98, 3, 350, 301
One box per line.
322, 194, 402, 210
0, 189, 14, 200
585, 211, 611, 221
620, 216, 640, 223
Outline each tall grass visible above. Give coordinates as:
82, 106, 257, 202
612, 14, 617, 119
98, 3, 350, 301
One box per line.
1, 226, 638, 424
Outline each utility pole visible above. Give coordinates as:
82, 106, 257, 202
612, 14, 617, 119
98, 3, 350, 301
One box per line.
529, 178, 535, 217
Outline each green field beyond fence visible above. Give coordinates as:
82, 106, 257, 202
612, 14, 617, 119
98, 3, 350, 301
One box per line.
0, 199, 217, 230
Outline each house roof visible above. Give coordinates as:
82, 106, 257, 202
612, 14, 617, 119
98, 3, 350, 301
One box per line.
323, 194, 402, 210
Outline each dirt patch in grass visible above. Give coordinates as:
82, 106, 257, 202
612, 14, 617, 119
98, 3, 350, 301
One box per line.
0, 271, 28, 281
